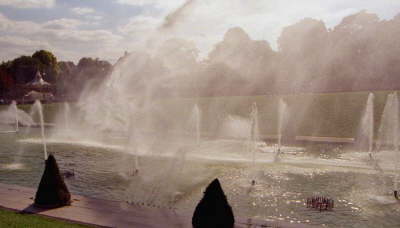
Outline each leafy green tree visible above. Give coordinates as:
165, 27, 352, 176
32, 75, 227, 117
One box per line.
57, 61, 77, 99
32, 50, 59, 83
0, 66, 15, 99
9, 56, 40, 84
73, 57, 112, 96
32, 50, 57, 67
278, 18, 329, 92
207, 27, 277, 94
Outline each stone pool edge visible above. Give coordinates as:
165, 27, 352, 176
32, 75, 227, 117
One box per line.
0, 183, 315, 228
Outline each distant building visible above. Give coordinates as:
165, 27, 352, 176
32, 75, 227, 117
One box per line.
19, 71, 55, 103
25, 71, 51, 90
23, 90, 54, 103
18, 71, 55, 103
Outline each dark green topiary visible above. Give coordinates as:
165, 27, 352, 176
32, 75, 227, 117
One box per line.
34, 154, 71, 208
192, 178, 234, 228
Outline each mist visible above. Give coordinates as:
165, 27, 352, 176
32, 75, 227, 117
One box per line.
72, 8, 400, 140
160, 0, 197, 30
110, 10, 400, 98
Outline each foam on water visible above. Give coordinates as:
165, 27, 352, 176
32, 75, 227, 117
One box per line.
368, 195, 397, 205
19, 137, 128, 153
19, 136, 379, 175
2, 163, 24, 170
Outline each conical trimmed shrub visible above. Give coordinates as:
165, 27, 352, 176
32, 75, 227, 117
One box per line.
192, 178, 234, 228
34, 154, 71, 208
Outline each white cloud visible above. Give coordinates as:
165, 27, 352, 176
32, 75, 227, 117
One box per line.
0, 13, 40, 34
71, 7, 103, 22
118, 15, 161, 36
43, 18, 84, 30
0, 35, 49, 48
116, 0, 176, 6
0, 35, 51, 61
0, 0, 55, 8
1, 0, 400, 62
0, 13, 124, 62
115, 0, 185, 13
86, 15, 103, 21
116, 0, 153, 5
71, 7, 95, 15
134, 0, 400, 53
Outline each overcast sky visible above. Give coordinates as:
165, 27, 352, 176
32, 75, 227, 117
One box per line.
0, 0, 399, 63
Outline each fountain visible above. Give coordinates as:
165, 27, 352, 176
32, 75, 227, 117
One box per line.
360, 93, 374, 158
32, 100, 47, 160
219, 115, 252, 140
63, 102, 70, 130
392, 93, 399, 192
376, 93, 397, 153
275, 98, 288, 162
11, 101, 19, 132
372, 92, 400, 197
250, 103, 259, 165
0, 101, 34, 132
0, 101, 17, 133
126, 112, 139, 175
0, 101, 37, 168
249, 102, 259, 185
192, 104, 201, 145
379, 93, 400, 190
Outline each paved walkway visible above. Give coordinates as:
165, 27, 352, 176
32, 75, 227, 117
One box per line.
0, 183, 312, 228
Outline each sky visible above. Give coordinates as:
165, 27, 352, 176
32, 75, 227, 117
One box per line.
0, 0, 399, 63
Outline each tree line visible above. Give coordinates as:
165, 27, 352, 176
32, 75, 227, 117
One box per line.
0, 50, 112, 101
1, 10, 400, 101
184, 10, 400, 96
113, 10, 400, 97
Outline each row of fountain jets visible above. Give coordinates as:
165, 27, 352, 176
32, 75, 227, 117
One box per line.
364, 92, 399, 157
2, 92, 400, 166
1, 100, 55, 160
1, 97, 288, 165
364, 92, 400, 192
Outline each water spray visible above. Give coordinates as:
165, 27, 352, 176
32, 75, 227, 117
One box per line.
33, 100, 47, 160
12, 100, 19, 132
250, 102, 258, 185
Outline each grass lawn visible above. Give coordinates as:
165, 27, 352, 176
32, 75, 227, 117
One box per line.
0, 208, 91, 228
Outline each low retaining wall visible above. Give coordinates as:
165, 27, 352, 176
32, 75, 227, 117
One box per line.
295, 136, 355, 143
0, 183, 313, 228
